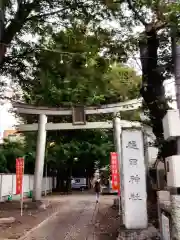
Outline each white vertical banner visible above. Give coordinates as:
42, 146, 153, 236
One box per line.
121, 128, 147, 229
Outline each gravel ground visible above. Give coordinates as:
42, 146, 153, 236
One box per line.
0, 194, 160, 240
94, 199, 120, 239
0, 194, 119, 240
0, 199, 63, 239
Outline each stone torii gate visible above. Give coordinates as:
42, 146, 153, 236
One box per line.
13, 98, 142, 201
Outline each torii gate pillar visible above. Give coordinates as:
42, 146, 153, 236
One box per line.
33, 114, 47, 201
113, 116, 122, 215
113, 116, 121, 165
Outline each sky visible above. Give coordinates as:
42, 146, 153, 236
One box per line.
0, 79, 17, 139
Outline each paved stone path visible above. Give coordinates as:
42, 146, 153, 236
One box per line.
21, 194, 116, 240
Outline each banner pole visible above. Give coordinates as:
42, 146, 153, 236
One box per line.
110, 152, 120, 215
20, 158, 24, 217
118, 181, 121, 216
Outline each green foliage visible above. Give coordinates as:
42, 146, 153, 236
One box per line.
2, 0, 175, 172
0, 150, 7, 173
19, 24, 141, 107
46, 129, 114, 177
100, 0, 180, 155
1, 1, 174, 156
0, 138, 25, 173
0, 0, 123, 79
0, 137, 37, 174
17, 26, 141, 178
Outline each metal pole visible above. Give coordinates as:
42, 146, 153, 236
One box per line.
113, 113, 122, 216
21, 158, 25, 216
33, 114, 47, 201
171, 21, 180, 239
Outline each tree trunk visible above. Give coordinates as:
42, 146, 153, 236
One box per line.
65, 166, 72, 193
56, 169, 64, 192
56, 170, 61, 191
139, 24, 177, 233
0, 1, 40, 68
139, 26, 167, 135
139, 25, 176, 158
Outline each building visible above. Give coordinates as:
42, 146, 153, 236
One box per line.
3, 129, 24, 142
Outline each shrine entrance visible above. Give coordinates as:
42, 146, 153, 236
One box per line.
13, 99, 147, 229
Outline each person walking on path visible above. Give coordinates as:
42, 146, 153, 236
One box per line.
94, 179, 101, 203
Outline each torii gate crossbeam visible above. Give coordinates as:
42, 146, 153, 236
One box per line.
12, 98, 142, 115
17, 121, 141, 131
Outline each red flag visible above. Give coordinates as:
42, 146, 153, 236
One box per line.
110, 152, 120, 195
16, 158, 24, 195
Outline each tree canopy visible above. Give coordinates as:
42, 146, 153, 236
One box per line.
21, 25, 141, 107
1, 0, 179, 164
9, 25, 141, 189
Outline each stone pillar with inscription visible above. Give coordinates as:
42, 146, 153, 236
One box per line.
121, 128, 148, 229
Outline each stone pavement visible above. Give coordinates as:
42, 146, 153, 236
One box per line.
20, 194, 118, 240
